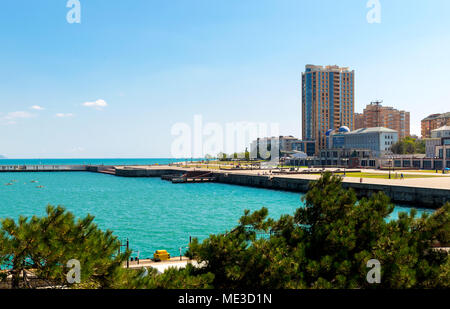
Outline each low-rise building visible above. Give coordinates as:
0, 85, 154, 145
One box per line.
319, 148, 378, 168
328, 127, 398, 157
425, 138, 441, 158
431, 126, 450, 138
286, 148, 378, 168
289, 140, 316, 157
250, 136, 309, 159
430, 126, 450, 167
425, 126, 450, 159
344, 127, 398, 157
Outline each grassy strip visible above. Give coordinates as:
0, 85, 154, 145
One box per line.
397, 170, 448, 174
335, 172, 441, 179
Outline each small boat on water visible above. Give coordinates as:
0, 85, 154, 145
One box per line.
5, 183, 13, 186
36, 185, 44, 188
31, 180, 38, 183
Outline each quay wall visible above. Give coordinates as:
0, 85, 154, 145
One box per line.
114, 168, 182, 177
213, 173, 449, 209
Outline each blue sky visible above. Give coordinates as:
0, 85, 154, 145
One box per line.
1, 0, 450, 158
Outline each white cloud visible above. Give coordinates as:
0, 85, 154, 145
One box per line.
1, 111, 34, 125
82, 99, 108, 110
31, 105, 45, 110
55, 113, 74, 118
5, 111, 33, 119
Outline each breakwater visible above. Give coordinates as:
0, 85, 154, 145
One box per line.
0, 165, 87, 172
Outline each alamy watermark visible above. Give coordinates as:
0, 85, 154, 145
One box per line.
367, 0, 381, 24
66, 259, 81, 284
64, 2, 381, 25
171, 115, 280, 162
66, 0, 81, 24
366, 259, 381, 284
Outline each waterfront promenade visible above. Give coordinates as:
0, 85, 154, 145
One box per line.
114, 165, 450, 190
112, 165, 450, 208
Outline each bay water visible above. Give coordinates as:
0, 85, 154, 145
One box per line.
0, 159, 434, 257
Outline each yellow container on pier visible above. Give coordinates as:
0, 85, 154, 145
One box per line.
153, 250, 170, 261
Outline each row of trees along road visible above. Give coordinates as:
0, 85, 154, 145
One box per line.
391, 137, 426, 155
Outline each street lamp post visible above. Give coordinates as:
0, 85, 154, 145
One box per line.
386, 155, 392, 179
389, 156, 393, 179
389, 159, 391, 179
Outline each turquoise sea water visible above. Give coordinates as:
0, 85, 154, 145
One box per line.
0, 159, 435, 258
0, 158, 198, 166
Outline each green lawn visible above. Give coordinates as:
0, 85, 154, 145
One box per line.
335, 172, 442, 179
397, 169, 448, 174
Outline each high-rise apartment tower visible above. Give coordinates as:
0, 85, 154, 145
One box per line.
302, 65, 355, 154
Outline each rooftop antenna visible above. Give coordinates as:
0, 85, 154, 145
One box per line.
371, 100, 383, 106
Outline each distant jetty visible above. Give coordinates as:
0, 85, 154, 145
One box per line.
0, 164, 86, 172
